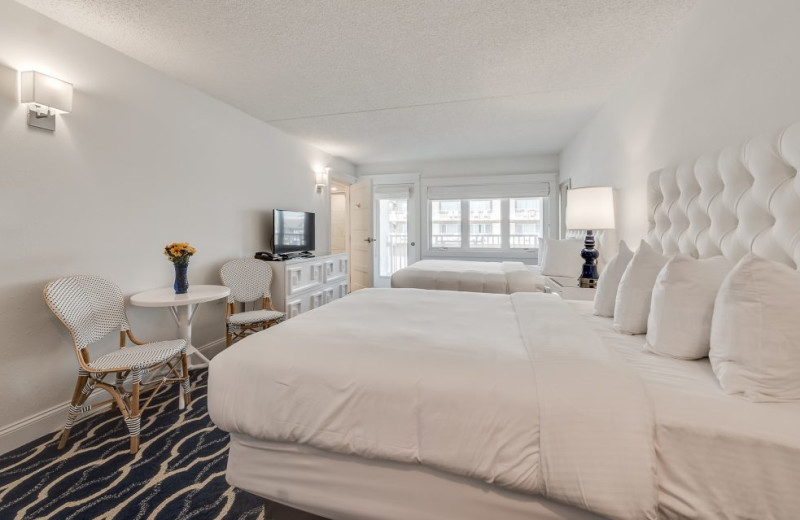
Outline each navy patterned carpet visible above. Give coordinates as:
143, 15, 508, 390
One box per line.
0, 370, 325, 520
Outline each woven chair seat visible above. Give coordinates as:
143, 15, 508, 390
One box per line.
226, 309, 285, 326
88, 340, 187, 371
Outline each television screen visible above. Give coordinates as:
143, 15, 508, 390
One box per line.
273, 209, 315, 254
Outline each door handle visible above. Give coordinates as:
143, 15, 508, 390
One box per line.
364, 237, 375, 243
410, 242, 416, 246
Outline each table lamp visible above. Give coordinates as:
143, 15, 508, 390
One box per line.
565, 186, 616, 288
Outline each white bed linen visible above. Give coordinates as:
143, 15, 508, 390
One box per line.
568, 300, 800, 520
209, 289, 656, 520
389, 259, 545, 294
227, 437, 604, 520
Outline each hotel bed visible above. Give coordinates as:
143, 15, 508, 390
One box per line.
389, 259, 545, 294
209, 123, 800, 519
210, 289, 800, 520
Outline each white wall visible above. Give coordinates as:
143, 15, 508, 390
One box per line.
357, 154, 558, 178
0, 0, 354, 451
560, 0, 800, 244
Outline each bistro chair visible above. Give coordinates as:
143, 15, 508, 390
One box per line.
220, 259, 285, 346
43, 275, 190, 454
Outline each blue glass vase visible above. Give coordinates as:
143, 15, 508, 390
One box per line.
173, 262, 189, 294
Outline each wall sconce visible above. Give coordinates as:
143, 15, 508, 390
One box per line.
20, 71, 73, 131
315, 167, 329, 193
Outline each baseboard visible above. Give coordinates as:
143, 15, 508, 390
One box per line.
0, 337, 226, 456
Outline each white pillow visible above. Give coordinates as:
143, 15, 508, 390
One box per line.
595, 230, 618, 274
709, 254, 800, 402
593, 240, 633, 317
539, 238, 584, 278
613, 240, 667, 334
644, 254, 732, 359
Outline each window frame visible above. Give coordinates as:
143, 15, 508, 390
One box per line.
422, 173, 557, 262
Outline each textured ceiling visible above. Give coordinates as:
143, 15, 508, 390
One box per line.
14, 0, 695, 164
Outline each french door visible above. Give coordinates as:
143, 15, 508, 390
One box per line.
373, 184, 419, 287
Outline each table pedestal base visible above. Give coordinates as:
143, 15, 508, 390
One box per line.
130, 285, 232, 411
186, 345, 211, 370
169, 303, 211, 371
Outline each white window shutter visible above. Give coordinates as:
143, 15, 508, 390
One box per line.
427, 182, 550, 200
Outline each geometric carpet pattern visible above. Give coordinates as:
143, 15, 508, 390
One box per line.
0, 370, 325, 520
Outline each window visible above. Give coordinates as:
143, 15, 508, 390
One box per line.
431, 200, 462, 248
509, 198, 542, 249
429, 197, 544, 253
469, 199, 501, 248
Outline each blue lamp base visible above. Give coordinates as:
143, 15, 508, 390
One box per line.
579, 230, 599, 288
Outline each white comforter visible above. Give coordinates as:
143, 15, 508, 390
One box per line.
390, 259, 545, 294
209, 289, 656, 520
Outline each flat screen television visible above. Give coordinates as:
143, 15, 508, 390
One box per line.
273, 209, 315, 255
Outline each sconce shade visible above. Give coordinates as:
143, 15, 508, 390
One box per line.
20, 71, 73, 114
566, 187, 616, 230
315, 168, 329, 192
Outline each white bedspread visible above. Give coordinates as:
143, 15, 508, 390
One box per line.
568, 301, 800, 520
390, 259, 545, 294
209, 289, 656, 520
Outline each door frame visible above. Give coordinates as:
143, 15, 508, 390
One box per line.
329, 179, 350, 257
558, 178, 571, 239
327, 171, 357, 288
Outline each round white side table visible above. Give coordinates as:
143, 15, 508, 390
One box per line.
130, 285, 231, 370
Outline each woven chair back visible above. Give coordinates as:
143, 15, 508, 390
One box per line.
44, 275, 129, 351
220, 259, 274, 304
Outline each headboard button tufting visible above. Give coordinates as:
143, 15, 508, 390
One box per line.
648, 122, 800, 268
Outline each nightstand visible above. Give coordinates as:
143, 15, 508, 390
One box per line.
543, 276, 596, 301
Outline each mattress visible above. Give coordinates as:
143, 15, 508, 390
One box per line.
389, 259, 545, 293
567, 301, 800, 520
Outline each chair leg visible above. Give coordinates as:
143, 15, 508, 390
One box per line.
59, 374, 89, 450
128, 380, 140, 455
226, 330, 233, 347
181, 352, 191, 407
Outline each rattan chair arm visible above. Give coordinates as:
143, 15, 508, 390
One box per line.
125, 329, 146, 346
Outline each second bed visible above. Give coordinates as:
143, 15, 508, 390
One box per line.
389, 259, 545, 294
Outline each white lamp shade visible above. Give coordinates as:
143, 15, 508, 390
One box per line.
20, 71, 73, 114
566, 186, 615, 230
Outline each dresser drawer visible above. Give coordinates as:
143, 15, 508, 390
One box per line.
286, 289, 326, 317
286, 261, 324, 296
323, 255, 349, 283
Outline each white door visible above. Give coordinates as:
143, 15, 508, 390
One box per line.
373, 184, 420, 288
349, 179, 373, 291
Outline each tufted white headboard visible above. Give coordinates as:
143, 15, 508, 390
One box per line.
647, 123, 800, 268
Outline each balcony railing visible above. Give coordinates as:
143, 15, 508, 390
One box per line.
380, 233, 409, 276
510, 235, 541, 248
431, 214, 461, 221
430, 234, 541, 249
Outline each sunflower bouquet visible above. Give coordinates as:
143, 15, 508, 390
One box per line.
164, 242, 197, 265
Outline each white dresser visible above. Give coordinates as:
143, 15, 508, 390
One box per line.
262, 253, 350, 318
